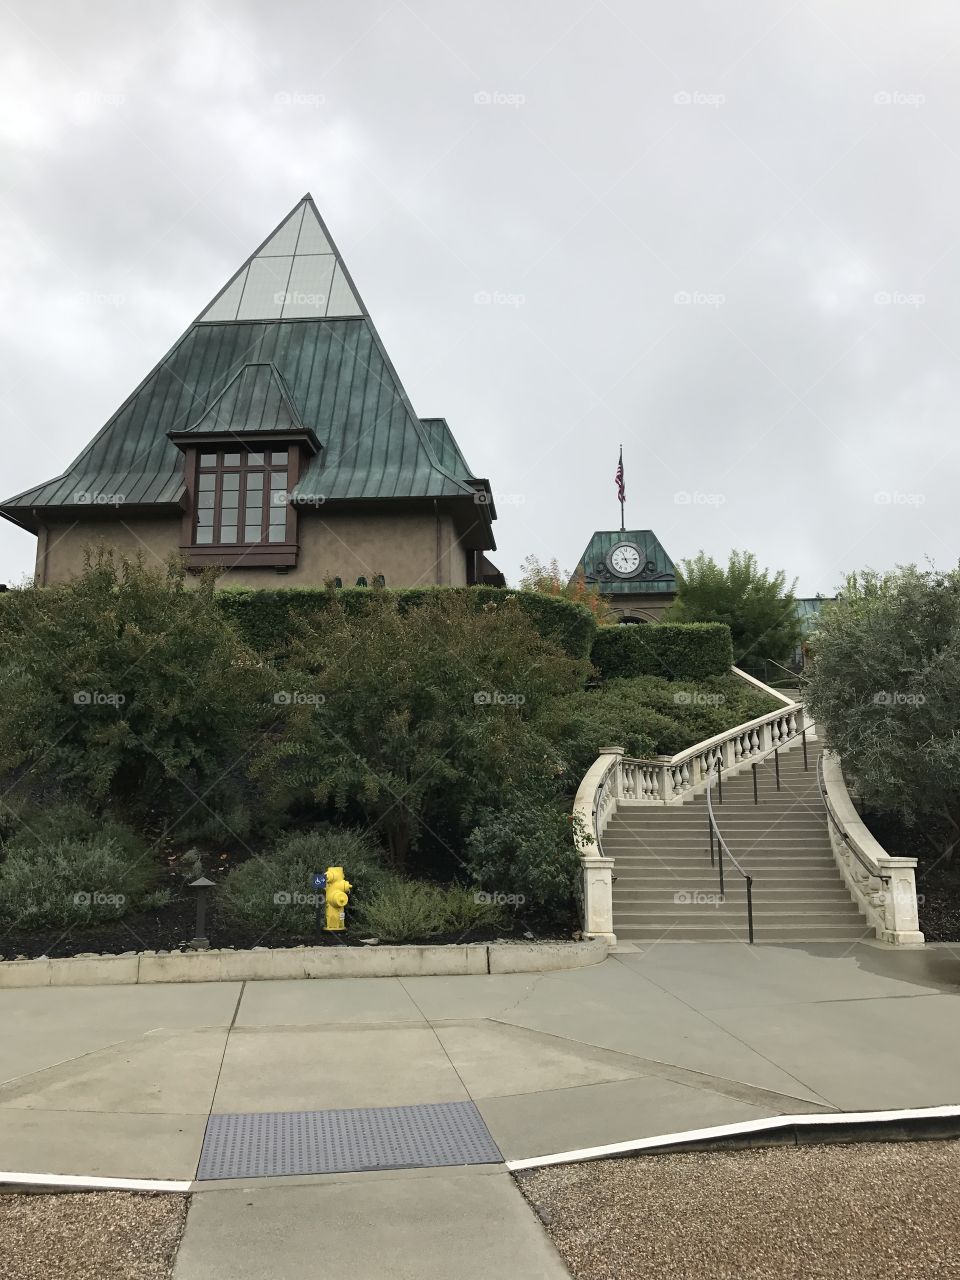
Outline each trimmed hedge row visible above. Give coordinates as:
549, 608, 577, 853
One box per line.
590, 622, 733, 680
215, 585, 597, 660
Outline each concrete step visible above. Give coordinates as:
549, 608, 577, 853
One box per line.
615, 907, 863, 925
614, 924, 868, 942
613, 875, 845, 888
614, 889, 854, 904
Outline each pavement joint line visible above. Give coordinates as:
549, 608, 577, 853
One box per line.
505, 1103, 960, 1172
484, 1015, 837, 1113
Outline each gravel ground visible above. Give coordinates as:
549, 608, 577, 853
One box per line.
517, 1140, 960, 1280
0, 1192, 188, 1280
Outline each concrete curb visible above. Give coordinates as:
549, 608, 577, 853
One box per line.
506, 1103, 960, 1172
0, 938, 609, 989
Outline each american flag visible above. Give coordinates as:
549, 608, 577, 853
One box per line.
615, 448, 625, 506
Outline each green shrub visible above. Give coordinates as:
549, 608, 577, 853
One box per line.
218, 827, 387, 934
2, 802, 146, 864
0, 834, 157, 928
0, 551, 273, 826
251, 590, 586, 866
352, 878, 505, 941
465, 802, 582, 924
590, 622, 733, 680
216, 584, 596, 660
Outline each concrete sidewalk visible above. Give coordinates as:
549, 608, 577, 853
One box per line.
1, 941, 958, 1277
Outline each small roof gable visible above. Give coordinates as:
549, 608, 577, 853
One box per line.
419, 418, 473, 480
177, 363, 306, 438
198, 195, 364, 323
572, 529, 678, 596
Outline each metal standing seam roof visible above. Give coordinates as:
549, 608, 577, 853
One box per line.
180, 363, 307, 438
0, 196, 488, 527
573, 529, 678, 595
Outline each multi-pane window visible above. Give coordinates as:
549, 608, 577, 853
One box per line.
194, 448, 290, 546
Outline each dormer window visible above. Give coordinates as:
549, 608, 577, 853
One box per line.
167, 361, 321, 570
194, 447, 291, 547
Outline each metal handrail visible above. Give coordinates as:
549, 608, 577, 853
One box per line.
705, 766, 754, 943
815, 751, 890, 884
764, 657, 809, 685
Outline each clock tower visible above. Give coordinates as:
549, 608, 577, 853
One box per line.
571, 529, 678, 623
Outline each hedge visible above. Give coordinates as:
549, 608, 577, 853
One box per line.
590, 622, 733, 680
215, 585, 596, 660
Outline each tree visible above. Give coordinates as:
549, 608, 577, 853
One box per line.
805, 566, 960, 853
253, 588, 589, 867
665, 550, 801, 665
0, 549, 271, 830
518, 554, 617, 624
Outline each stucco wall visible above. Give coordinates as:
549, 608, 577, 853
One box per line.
37, 510, 468, 589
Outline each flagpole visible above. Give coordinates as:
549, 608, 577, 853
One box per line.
619, 445, 625, 531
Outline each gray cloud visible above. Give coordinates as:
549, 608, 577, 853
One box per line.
1, 0, 957, 593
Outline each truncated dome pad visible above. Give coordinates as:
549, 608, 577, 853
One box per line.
196, 1101, 504, 1180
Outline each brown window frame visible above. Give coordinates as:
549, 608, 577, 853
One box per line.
180, 442, 303, 569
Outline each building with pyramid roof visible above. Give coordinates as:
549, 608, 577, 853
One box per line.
571, 529, 677, 622
1, 196, 503, 588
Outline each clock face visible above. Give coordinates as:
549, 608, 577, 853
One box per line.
608, 543, 642, 577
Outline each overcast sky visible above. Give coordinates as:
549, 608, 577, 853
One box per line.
1, 0, 957, 594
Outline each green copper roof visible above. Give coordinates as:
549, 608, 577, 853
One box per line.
181, 363, 306, 438
572, 529, 677, 596
1, 197, 490, 531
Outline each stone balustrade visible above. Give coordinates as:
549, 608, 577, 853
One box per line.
819, 751, 924, 946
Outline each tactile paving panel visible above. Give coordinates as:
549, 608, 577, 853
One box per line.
196, 1101, 504, 1180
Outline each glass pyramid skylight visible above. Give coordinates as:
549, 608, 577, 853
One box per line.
199, 196, 365, 323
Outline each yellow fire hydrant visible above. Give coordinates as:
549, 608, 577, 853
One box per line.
324, 866, 351, 932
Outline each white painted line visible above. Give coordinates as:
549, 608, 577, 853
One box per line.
0, 1171, 192, 1193
505, 1103, 960, 1172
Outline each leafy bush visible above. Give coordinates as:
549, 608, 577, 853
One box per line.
806, 566, 960, 851
216, 584, 596, 660
664, 550, 801, 665
352, 879, 505, 941
591, 622, 733, 680
465, 801, 582, 924
218, 827, 387, 934
0, 551, 272, 828
2, 802, 147, 863
252, 589, 588, 866
0, 833, 157, 928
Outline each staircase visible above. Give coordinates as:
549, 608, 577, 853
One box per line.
607, 740, 868, 943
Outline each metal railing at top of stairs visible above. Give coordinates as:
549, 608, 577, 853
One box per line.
706, 765, 755, 943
